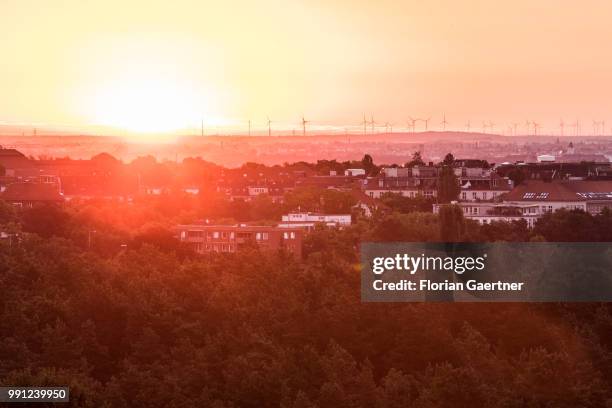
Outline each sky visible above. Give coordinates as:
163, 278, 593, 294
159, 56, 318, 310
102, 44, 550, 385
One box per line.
1, 0, 612, 137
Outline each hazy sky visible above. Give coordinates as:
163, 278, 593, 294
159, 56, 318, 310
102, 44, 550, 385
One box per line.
1, 0, 612, 135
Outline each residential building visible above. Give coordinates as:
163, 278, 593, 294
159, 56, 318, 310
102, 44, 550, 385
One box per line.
435, 180, 612, 228
278, 212, 351, 230
433, 202, 541, 228
501, 180, 612, 214
344, 168, 366, 177
176, 224, 302, 257
0, 182, 64, 208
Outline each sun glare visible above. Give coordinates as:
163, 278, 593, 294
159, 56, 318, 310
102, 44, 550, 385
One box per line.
90, 75, 206, 135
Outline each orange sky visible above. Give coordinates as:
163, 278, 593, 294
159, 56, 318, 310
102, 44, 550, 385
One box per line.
1, 0, 612, 136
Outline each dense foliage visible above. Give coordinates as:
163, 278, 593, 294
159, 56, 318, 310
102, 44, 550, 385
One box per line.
1, 202, 612, 407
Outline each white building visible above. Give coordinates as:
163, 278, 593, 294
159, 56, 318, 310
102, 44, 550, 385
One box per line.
433, 202, 541, 228
345, 168, 366, 177
537, 154, 556, 163
278, 212, 351, 230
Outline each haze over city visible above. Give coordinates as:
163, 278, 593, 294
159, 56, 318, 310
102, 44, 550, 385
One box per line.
2, 0, 612, 140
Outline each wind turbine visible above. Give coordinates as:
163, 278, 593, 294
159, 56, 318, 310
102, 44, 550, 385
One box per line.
568, 120, 578, 137
559, 119, 564, 137
465, 120, 471, 132
532, 121, 541, 136
482, 121, 489, 134
422, 117, 431, 131
407, 117, 418, 134
511, 122, 519, 136
267, 116, 272, 137
369, 114, 376, 134
361, 114, 368, 136
248, 119, 251, 137
524, 120, 532, 136
594, 120, 606, 136
440, 114, 449, 131
301, 115, 309, 137
384, 122, 394, 134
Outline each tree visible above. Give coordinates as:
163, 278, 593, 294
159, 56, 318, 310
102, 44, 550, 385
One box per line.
379, 193, 433, 214
438, 204, 465, 241
361, 154, 375, 175
437, 166, 460, 204
534, 209, 600, 242
21, 204, 70, 238
442, 153, 455, 166
508, 167, 526, 186
405, 151, 425, 167
0, 200, 17, 224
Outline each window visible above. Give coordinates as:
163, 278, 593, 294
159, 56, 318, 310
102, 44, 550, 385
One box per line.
523, 192, 536, 199
283, 232, 289, 239
213, 231, 220, 239
187, 230, 203, 238
472, 192, 477, 199
536, 192, 549, 199
461, 192, 467, 200
482, 192, 488, 200
290, 232, 295, 239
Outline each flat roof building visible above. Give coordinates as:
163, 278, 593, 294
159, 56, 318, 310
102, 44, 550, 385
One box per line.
176, 224, 303, 258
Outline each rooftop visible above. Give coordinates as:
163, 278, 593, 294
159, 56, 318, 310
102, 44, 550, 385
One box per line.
504, 180, 612, 202
0, 182, 64, 202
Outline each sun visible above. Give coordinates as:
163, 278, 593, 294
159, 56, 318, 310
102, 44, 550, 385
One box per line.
90, 74, 206, 135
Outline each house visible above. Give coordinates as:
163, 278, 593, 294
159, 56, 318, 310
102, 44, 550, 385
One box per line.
176, 224, 302, 257
537, 154, 556, 163
278, 212, 351, 230
496, 162, 612, 182
501, 180, 612, 215
364, 165, 438, 199
295, 175, 355, 190
434, 180, 612, 228
433, 202, 541, 228
0, 148, 35, 177
458, 178, 513, 202
0, 182, 64, 208
350, 189, 390, 217
344, 168, 366, 177
363, 183, 437, 199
